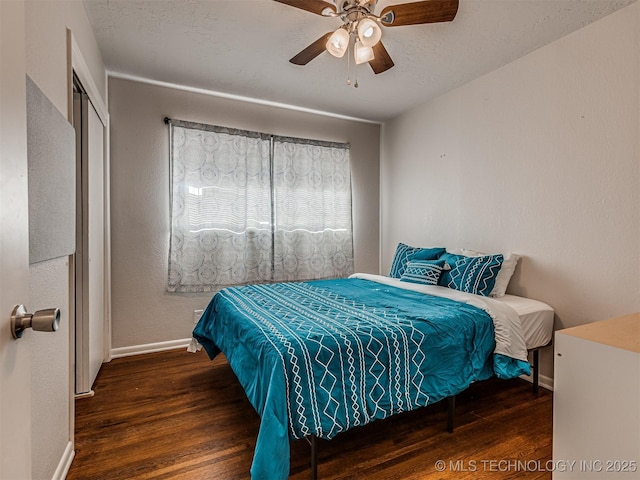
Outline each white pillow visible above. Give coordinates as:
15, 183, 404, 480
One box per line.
445, 248, 520, 297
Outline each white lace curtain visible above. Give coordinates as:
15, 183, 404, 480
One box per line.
167, 119, 353, 293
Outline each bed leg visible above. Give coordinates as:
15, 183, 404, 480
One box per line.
310, 434, 318, 480
447, 396, 455, 433
532, 349, 539, 394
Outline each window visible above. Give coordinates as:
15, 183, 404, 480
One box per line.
167, 119, 353, 293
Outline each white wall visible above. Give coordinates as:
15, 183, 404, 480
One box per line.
108, 77, 381, 351
24, 1, 107, 478
380, 3, 640, 384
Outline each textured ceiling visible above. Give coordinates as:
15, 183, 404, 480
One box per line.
84, 0, 635, 122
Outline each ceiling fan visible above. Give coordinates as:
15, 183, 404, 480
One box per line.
274, 0, 459, 77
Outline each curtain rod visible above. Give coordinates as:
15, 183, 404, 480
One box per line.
162, 116, 349, 149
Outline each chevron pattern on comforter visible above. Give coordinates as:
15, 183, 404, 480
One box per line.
193, 277, 528, 480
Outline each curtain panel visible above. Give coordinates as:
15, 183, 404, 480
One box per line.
167, 119, 353, 293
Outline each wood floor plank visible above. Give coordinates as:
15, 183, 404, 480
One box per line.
68, 349, 552, 479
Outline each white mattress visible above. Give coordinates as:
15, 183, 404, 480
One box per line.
493, 294, 555, 350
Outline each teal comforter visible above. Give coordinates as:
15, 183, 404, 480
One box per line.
193, 278, 529, 479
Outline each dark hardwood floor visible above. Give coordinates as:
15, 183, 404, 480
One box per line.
68, 349, 552, 480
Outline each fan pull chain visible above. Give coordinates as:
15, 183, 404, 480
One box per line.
346, 39, 352, 86
345, 36, 359, 88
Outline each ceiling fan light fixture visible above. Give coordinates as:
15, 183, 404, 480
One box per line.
354, 42, 374, 64
326, 27, 350, 57
321, 6, 336, 16
357, 18, 381, 48
277, 0, 460, 75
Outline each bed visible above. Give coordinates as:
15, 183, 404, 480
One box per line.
191, 270, 554, 480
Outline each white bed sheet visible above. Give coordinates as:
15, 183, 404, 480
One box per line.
493, 294, 554, 350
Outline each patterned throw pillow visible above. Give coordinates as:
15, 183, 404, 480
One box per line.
441, 254, 504, 296
400, 260, 445, 286
437, 253, 467, 286
447, 249, 520, 297
388, 243, 445, 279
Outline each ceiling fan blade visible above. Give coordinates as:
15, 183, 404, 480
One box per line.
380, 0, 459, 26
369, 41, 395, 74
273, 0, 336, 16
290, 32, 332, 65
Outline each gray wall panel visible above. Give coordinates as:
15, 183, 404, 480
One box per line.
26, 75, 75, 263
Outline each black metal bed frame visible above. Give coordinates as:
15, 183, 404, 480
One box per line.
303, 343, 551, 480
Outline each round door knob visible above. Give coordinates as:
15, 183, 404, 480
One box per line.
10, 305, 60, 339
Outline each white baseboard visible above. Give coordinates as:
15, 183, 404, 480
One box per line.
110, 338, 192, 359
52, 441, 74, 480
520, 372, 554, 392
75, 390, 95, 399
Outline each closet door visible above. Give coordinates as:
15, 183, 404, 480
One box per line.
74, 91, 105, 395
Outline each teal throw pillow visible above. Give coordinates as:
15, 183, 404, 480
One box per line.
441, 254, 504, 296
389, 243, 446, 278
400, 260, 445, 286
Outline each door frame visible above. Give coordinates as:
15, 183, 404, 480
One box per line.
66, 24, 112, 421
